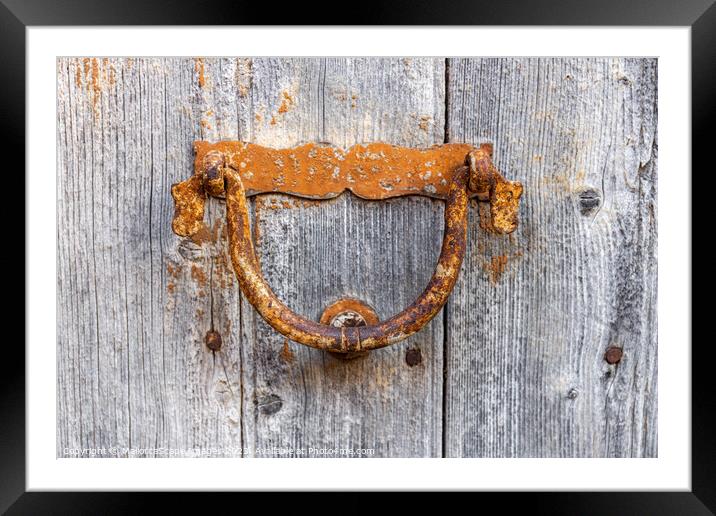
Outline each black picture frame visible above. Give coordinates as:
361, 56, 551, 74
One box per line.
5, 0, 708, 512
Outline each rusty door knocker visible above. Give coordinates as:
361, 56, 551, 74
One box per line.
172, 142, 522, 356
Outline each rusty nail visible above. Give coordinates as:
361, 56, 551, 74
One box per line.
405, 348, 422, 367
205, 330, 222, 351
604, 346, 623, 365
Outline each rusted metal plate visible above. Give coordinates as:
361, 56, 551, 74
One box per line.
193, 141, 476, 199
172, 142, 522, 239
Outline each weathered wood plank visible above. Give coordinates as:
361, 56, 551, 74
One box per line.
57, 57, 245, 457
444, 58, 657, 457
58, 57, 658, 458
58, 57, 447, 457
234, 58, 446, 457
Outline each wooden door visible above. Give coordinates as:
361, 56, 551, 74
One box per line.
57, 57, 657, 457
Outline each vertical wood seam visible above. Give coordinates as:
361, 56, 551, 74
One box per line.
441, 57, 451, 458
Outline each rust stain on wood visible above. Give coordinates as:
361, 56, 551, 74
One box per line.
166, 263, 181, 279
277, 91, 294, 114
191, 264, 207, 288
74, 62, 82, 88
194, 58, 206, 88
79, 58, 103, 116
485, 255, 509, 284
280, 339, 295, 363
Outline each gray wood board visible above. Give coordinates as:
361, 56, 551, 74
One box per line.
444, 58, 657, 457
57, 57, 657, 458
57, 57, 447, 457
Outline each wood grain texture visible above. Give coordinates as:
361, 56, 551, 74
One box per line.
57, 57, 245, 456
57, 57, 657, 458
444, 58, 657, 457
234, 58, 446, 457
57, 57, 446, 457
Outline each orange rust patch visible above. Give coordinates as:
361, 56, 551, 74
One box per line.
485, 255, 509, 284
211, 219, 222, 244
80, 57, 102, 115
280, 339, 295, 363
194, 58, 206, 88
212, 253, 234, 289
75, 62, 82, 87
90, 58, 100, 103
477, 202, 495, 233
190, 264, 207, 288
295, 199, 318, 208
269, 116, 277, 125
255, 198, 297, 210
277, 91, 294, 114
166, 263, 181, 279
167, 283, 175, 294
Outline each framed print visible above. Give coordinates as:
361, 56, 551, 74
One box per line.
7, 0, 710, 511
